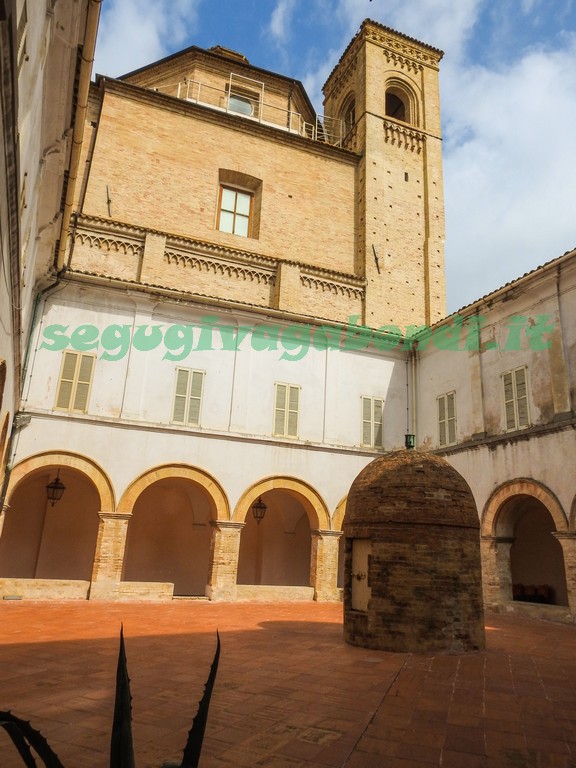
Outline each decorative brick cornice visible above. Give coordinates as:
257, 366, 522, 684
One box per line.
300, 273, 365, 300
74, 230, 144, 257
165, 250, 276, 286
383, 49, 423, 74
327, 56, 358, 101
383, 120, 426, 153
165, 233, 277, 270
367, 29, 441, 69
75, 215, 146, 239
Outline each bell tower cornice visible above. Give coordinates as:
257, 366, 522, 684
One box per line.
324, 18, 443, 97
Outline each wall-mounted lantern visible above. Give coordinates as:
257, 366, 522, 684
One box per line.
251, 496, 267, 524
46, 471, 66, 507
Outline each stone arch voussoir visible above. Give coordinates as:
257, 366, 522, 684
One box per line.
117, 464, 230, 522
482, 478, 568, 538
332, 495, 348, 532
233, 476, 330, 530
6, 451, 115, 512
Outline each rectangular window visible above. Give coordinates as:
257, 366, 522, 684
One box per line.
54, 351, 95, 413
503, 367, 529, 431
361, 396, 384, 448
274, 383, 299, 438
218, 186, 252, 237
437, 392, 457, 446
172, 368, 205, 426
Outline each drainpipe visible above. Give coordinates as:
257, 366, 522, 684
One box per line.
55, 0, 102, 271
0, 273, 65, 515
410, 342, 418, 441
1, 0, 102, 514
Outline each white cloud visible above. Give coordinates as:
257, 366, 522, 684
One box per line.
334, 0, 484, 59
521, 0, 542, 13
269, 0, 299, 44
94, 0, 202, 78
300, 1, 576, 311
443, 38, 576, 309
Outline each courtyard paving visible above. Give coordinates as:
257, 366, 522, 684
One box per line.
0, 601, 575, 767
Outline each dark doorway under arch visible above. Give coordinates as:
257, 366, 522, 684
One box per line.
497, 496, 568, 606
237, 489, 311, 587
122, 478, 212, 596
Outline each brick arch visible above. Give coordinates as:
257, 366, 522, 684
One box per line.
233, 476, 330, 530
570, 496, 576, 532
117, 464, 230, 521
7, 451, 115, 512
482, 478, 568, 537
0, 412, 9, 466
332, 495, 348, 532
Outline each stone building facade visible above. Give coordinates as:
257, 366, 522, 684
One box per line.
0, 16, 575, 617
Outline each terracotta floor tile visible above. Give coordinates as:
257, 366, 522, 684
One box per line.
1, 604, 576, 767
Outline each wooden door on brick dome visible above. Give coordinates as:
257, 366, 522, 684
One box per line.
237, 489, 311, 587
121, 478, 212, 596
350, 538, 371, 611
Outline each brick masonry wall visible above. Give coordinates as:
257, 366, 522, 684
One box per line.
343, 451, 486, 653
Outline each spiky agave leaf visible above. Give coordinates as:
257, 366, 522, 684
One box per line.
110, 625, 135, 768
0, 710, 65, 768
179, 631, 221, 768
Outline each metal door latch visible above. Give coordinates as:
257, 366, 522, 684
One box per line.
352, 572, 366, 581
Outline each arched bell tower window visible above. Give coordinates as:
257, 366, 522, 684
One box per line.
385, 82, 416, 126
340, 93, 356, 137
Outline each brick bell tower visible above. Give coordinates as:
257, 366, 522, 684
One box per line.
323, 19, 446, 330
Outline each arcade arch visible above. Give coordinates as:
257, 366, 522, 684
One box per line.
482, 480, 569, 606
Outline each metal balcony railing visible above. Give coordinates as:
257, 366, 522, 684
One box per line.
151, 73, 344, 147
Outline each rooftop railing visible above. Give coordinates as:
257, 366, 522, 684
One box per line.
151, 74, 344, 147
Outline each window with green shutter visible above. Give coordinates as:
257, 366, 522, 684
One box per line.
502, 367, 529, 431
437, 392, 456, 446
361, 396, 384, 448
172, 368, 205, 426
54, 351, 95, 413
274, 383, 299, 438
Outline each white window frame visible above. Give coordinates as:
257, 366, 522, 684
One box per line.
502, 367, 530, 431
437, 391, 457, 447
54, 351, 95, 413
218, 185, 253, 237
172, 368, 205, 426
361, 396, 384, 448
274, 383, 300, 438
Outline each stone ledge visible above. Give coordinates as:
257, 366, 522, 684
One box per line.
235, 585, 315, 602
0, 578, 90, 600
486, 600, 574, 624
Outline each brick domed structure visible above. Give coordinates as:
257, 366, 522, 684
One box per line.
343, 450, 485, 653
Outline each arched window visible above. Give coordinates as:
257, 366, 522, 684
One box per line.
385, 83, 416, 125
342, 95, 356, 135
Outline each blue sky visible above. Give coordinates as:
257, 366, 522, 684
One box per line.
94, 0, 576, 313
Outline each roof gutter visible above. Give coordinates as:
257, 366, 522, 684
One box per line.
55, 0, 102, 272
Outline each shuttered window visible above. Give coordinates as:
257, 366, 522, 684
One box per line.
361, 396, 384, 448
172, 369, 205, 426
503, 367, 529, 431
438, 392, 457, 446
54, 351, 95, 413
274, 383, 299, 438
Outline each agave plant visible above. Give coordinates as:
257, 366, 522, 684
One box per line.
1, 627, 220, 768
